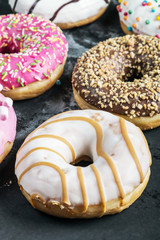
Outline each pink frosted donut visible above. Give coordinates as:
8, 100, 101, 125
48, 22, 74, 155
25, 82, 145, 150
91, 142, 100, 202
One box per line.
0, 92, 17, 163
0, 14, 68, 100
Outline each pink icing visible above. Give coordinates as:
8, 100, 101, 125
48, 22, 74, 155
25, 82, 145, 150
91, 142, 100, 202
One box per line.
0, 14, 68, 90
0, 93, 17, 155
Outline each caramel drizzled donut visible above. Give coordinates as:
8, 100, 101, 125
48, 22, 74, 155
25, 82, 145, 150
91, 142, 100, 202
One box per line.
72, 35, 160, 130
15, 110, 151, 218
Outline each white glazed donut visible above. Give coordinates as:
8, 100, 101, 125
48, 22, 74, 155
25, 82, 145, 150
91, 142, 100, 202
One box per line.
15, 110, 151, 218
117, 0, 160, 37
9, 0, 110, 29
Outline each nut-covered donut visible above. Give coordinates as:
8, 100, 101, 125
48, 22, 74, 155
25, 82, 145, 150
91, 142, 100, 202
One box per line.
0, 93, 16, 164
15, 110, 151, 218
72, 35, 160, 130
0, 14, 68, 100
117, 0, 160, 37
9, 0, 110, 29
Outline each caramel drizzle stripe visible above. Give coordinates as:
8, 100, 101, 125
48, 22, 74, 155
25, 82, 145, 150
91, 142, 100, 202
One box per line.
16, 111, 75, 157
119, 118, 144, 182
77, 167, 88, 213
38, 116, 125, 199
138, 129, 152, 166
17, 134, 75, 162
15, 147, 67, 171
90, 164, 106, 213
18, 161, 69, 204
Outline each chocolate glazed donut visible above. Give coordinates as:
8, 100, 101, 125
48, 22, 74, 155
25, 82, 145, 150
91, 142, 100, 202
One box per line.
72, 35, 160, 130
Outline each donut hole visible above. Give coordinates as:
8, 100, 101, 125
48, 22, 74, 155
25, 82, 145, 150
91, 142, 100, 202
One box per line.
0, 46, 19, 54
124, 69, 143, 82
73, 156, 92, 167
0, 39, 20, 54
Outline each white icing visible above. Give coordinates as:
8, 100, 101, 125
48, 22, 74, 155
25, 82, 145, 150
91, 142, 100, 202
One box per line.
0, 84, 3, 91
0, 96, 13, 121
2, 97, 13, 108
118, 0, 160, 37
9, 0, 110, 24
0, 106, 8, 121
15, 110, 151, 207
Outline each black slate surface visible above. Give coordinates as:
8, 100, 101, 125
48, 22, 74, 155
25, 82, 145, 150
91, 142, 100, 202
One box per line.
0, 1, 160, 239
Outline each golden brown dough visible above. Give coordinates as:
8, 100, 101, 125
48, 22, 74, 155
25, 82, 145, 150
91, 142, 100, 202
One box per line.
20, 168, 150, 218
0, 142, 14, 164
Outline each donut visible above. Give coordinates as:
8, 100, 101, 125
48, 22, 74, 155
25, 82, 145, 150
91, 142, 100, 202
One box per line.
117, 0, 160, 38
15, 110, 151, 218
0, 14, 68, 100
72, 35, 160, 130
9, 0, 110, 29
0, 92, 16, 164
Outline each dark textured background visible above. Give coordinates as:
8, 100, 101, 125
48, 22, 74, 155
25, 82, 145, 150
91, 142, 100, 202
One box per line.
0, 1, 160, 239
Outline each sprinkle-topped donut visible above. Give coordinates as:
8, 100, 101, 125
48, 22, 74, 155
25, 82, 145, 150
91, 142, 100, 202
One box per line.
15, 110, 151, 218
9, 0, 110, 29
72, 35, 160, 130
0, 93, 16, 163
117, 0, 160, 37
0, 14, 68, 100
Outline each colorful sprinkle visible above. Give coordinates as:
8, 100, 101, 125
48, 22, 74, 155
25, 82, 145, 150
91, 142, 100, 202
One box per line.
128, 26, 132, 31
2, 71, 7, 76
56, 80, 61, 85
128, 10, 132, 14
30, 62, 37, 66
16, 63, 21, 70
145, 19, 150, 24
156, 14, 160, 20
34, 59, 40, 63
43, 72, 48, 78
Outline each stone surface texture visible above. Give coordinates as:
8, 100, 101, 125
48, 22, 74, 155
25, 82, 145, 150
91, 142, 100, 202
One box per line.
0, 1, 159, 240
